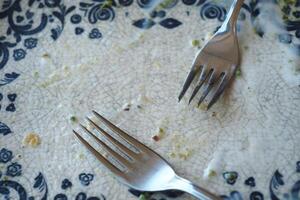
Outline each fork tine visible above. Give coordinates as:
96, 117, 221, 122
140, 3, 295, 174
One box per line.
197, 72, 215, 107
80, 124, 132, 168
86, 117, 138, 159
92, 111, 153, 153
207, 74, 227, 110
188, 68, 212, 104
73, 130, 124, 176
178, 65, 201, 102
92, 111, 150, 151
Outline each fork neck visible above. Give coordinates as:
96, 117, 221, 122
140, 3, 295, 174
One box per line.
222, 0, 245, 32
170, 175, 221, 200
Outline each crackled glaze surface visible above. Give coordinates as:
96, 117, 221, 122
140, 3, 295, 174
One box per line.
0, 0, 300, 199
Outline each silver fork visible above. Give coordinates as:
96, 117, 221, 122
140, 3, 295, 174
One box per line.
74, 111, 221, 200
178, 0, 244, 109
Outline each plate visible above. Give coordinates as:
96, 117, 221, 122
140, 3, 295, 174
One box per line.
1, 0, 300, 199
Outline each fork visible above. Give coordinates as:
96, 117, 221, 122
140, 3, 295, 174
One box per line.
178, 0, 244, 109
74, 110, 221, 200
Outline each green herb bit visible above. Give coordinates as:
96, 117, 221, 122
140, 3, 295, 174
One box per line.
159, 0, 174, 9
191, 39, 200, 47
70, 116, 78, 123
138, 193, 151, 200
235, 68, 241, 77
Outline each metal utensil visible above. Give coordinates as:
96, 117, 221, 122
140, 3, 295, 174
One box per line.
178, 0, 244, 109
74, 111, 221, 200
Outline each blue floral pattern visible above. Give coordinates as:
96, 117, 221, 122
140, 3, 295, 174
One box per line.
0, 148, 13, 163
0, 148, 105, 199
1, 0, 300, 199
13, 49, 26, 61
6, 162, 22, 177
79, 173, 94, 186
24, 38, 37, 49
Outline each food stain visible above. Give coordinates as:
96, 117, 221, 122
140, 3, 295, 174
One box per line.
23, 133, 41, 148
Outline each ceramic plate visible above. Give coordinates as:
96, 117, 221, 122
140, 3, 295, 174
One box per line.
1, 0, 300, 199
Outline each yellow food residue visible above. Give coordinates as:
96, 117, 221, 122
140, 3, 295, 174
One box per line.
23, 133, 41, 148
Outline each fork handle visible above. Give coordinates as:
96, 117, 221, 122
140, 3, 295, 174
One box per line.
223, 0, 245, 31
171, 175, 222, 200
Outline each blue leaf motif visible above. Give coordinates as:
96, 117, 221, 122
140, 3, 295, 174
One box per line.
133, 18, 155, 29
0, 122, 12, 136
0, 72, 20, 87
269, 170, 284, 200
159, 18, 182, 29
33, 172, 48, 200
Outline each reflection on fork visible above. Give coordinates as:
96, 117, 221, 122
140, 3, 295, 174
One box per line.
178, 0, 245, 110
74, 110, 221, 200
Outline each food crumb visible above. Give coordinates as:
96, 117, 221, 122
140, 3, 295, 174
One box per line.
23, 133, 41, 148
198, 103, 207, 110
212, 112, 217, 117
79, 153, 85, 159
152, 135, 160, 141
243, 46, 249, 50
204, 168, 217, 179
33, 71, 39, 78
152, 127, 166, 142
122, 103, 131, 111
70, 115, 78, 123
17, 154, 22, 158
191, 39, 200, 48
42, 53, 50, 58
235, 68, 241, 77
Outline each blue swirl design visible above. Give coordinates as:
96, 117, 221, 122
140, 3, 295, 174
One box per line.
0, 148, 105, 199
118, 0, 133, 7
0, 180, 27, 200
137, 0, 153, 9
79, 1, 115, 24
250, 191, 264, 200
200, 3, 226, 22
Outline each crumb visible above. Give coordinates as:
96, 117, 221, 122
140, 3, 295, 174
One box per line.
33, 71, 39, 78
198, 103, 207, 110
243, 46, 249, 50
23, 133, 41, 148
178, 150, 192, 160
235, 68, 241, 77
42, 53, 50, 58
122, 103, 131, 111
169, 152, 176, 158
79, 153, 85, 159
212, 112, 217, 117
152, 135, 160, 141
17, 154, 22, 158
191, 39, 200, 47
70, 115, 78, 123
